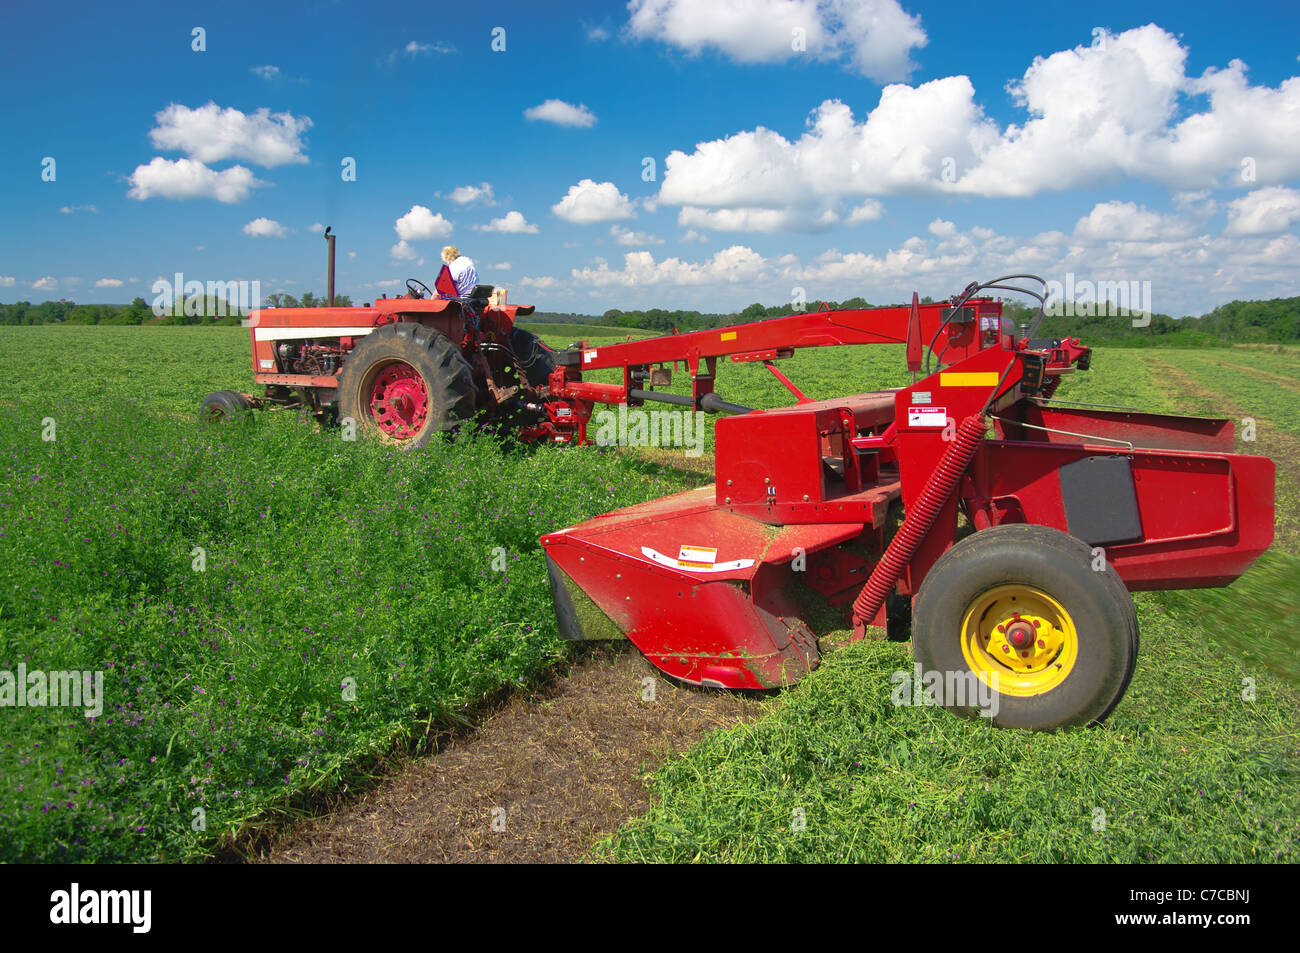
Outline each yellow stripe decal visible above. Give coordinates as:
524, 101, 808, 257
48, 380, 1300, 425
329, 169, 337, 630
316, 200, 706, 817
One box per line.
941, 372, 1000, 387
720, 331, 737, 341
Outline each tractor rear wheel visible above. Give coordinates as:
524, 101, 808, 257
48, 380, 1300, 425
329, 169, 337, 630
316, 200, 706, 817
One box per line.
337, 322, 476, 450
200, 390, 253, 422
912, 524, 1138, 730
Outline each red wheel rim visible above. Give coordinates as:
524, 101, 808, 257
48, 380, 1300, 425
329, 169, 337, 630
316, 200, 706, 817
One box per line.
367, 361, 429, 439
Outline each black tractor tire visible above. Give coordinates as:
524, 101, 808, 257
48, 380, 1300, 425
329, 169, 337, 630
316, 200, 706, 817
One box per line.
912, 523, 1138, 730
337, 322, 476, 450
200, 390, 253, 422
509, 325, 557, 390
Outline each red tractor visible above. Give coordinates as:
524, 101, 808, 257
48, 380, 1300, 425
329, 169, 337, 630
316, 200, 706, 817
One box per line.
201, 231, 569, 447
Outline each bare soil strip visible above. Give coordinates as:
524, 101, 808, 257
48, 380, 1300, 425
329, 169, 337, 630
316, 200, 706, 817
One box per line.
253, 644, 767, 863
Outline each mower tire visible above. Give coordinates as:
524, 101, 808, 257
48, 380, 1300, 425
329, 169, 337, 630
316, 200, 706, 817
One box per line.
912, 524, 1138, 730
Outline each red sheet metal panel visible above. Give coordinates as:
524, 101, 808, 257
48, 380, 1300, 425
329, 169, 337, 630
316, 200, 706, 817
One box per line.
541, 486, 874, 688
969, 440, 1275, 590
1012, 404, 1236, 452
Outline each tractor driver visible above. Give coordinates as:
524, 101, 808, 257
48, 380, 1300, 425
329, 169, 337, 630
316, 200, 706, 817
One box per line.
440, 245, 479, 298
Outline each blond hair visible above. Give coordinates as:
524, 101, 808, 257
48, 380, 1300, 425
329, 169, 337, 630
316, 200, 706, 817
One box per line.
441, 245, 459, 263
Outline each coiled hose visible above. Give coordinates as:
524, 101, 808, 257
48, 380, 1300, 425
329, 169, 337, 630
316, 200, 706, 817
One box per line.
851, 413, 988, 630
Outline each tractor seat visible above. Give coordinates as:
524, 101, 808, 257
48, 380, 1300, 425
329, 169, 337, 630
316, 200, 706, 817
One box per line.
433, 267, 493, 301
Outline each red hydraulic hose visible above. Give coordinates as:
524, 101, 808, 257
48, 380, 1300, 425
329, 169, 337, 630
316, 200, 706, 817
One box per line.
851, 413, 988, 631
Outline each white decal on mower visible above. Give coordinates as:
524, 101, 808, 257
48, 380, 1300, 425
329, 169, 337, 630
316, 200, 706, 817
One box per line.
908, 405, 947, 427
640, 545, 755, 573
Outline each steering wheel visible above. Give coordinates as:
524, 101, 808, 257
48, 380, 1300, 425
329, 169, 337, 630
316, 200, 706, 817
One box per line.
406, 278, 433, 299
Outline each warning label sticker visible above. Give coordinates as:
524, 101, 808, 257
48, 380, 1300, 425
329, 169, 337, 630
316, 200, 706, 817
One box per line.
908, 406, 947, 427
640, 545, 755, 574
677, 545, 717, 568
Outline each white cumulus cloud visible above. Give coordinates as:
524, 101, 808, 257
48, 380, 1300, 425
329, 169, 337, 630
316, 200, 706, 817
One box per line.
611, 225, 665, 246
847, 200, 884, 224
570, 245, 767, 287
1073, 201, 1197, 241
659, 80, 995, 219
524, 99, 597, 127
243, 217, 288, 238
445, 182, 495, 204
626, 0, 928, 82
476, 210, 539, 234
1224, 186, 1300, 236
94, 278, 124, 288
678, 205, 840, 233
127, 157, 265, 203
653, 24, 1300, 230
394, 205, 453, 241
552, 179, 636, 224
148, 102, 312, 167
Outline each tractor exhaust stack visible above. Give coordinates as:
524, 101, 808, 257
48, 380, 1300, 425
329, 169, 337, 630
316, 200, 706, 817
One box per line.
324, 225, 336, 306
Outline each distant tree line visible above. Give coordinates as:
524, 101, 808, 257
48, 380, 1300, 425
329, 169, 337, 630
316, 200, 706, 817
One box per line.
263, 292, 353, 309
579, 296, 884, 334
0, 298, 156, 326
999, 296, 1300, 348
0, 291, 353, 326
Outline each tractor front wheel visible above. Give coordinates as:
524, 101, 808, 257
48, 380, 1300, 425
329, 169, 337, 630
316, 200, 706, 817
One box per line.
337, 322, 476, 450
200, 390, 253, 422
912, 524, 1138, 730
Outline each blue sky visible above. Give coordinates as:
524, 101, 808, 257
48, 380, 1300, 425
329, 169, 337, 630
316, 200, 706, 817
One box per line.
2, 0, 1299, 316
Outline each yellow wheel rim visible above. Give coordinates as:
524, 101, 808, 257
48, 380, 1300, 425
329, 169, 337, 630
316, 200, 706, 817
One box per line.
960, 585, 1078, 698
